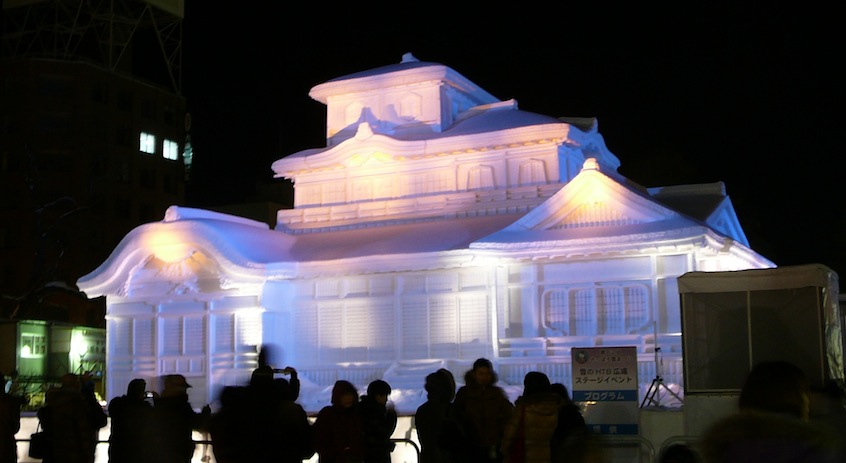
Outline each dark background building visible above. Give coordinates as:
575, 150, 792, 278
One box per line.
1, 0, 188, 326
0, 0, 186, 396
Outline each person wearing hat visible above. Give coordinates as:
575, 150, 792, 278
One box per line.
152, 375, 211, 463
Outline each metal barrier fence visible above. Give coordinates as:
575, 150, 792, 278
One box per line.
16, 432, 698, 463
16, 437, 420, 463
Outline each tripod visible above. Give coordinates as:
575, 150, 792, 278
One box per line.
640, 347, 683, 408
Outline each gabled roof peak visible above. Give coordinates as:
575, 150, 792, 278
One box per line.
581, 157, 600, 172
401, 52, 419, 63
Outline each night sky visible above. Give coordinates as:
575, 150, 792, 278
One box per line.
179, 5, 845, 276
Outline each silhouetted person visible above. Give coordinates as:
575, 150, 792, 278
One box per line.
257, 344, 301, 401
454, 358, 514, 463
0, 370, 21, 463
247, 366, 314, 463
700, 360, 842, 463
210, 367, 313, 463
502, 371, 567, 463
208, 385, 249, 463
152, 374, 211, 463
549, 382, 593, 463
360, 380, 397, 463
312, 380, 365, 463
108, 378, 154, 463
37, 373, 108, 463
415, 368, 465, 463
246, 365, 278, 462
273, 377, 315, 463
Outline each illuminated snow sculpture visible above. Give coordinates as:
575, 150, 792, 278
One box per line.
78, 53, 774, 413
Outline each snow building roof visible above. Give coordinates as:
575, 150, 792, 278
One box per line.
276, 100, 592, 162
79, 159, 770, 298
309, 52, 497, 106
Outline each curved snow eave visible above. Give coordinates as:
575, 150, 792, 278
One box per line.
470, 225, 774, 267
78, 219, 298, 297
272, 121, 595, 179
272, 131, 427, 177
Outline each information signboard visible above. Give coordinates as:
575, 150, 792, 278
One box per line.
571, 346, 639, 434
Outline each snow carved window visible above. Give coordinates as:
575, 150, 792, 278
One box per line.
213, 314, 234, 353
401, 297, 429, 359
430, 296, 457, 358
402, 171, 449, 197
352, 179, 373, 202
298, 185, 321, 206
185, 317, 206, 355
459, 293, 489, 358
318, 302, 343, 363
294, 303, 319, 365
135, 318, 154, 356
467, 166, 495, 190
159, 315, 209, 356
543, 284, 649, 335
236, 311, 261, 349
400, 272, 489, 359
322, 181, 346, 205
161, 318, 182, 355
518, 159, 547, 186
111, 319, 131, 356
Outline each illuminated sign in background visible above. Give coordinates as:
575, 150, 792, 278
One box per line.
571, 346, 639, 435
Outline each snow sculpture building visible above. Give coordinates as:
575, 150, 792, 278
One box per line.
78, 53, 774, 412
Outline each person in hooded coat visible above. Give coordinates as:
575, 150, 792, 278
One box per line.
415, 368, 465, 463
501, 372, 562, 463
453, 358, 514, 463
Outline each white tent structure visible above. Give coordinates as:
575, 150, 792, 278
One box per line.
78, 53, 775, 414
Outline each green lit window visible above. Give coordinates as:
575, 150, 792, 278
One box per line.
21, 333, 46, 358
